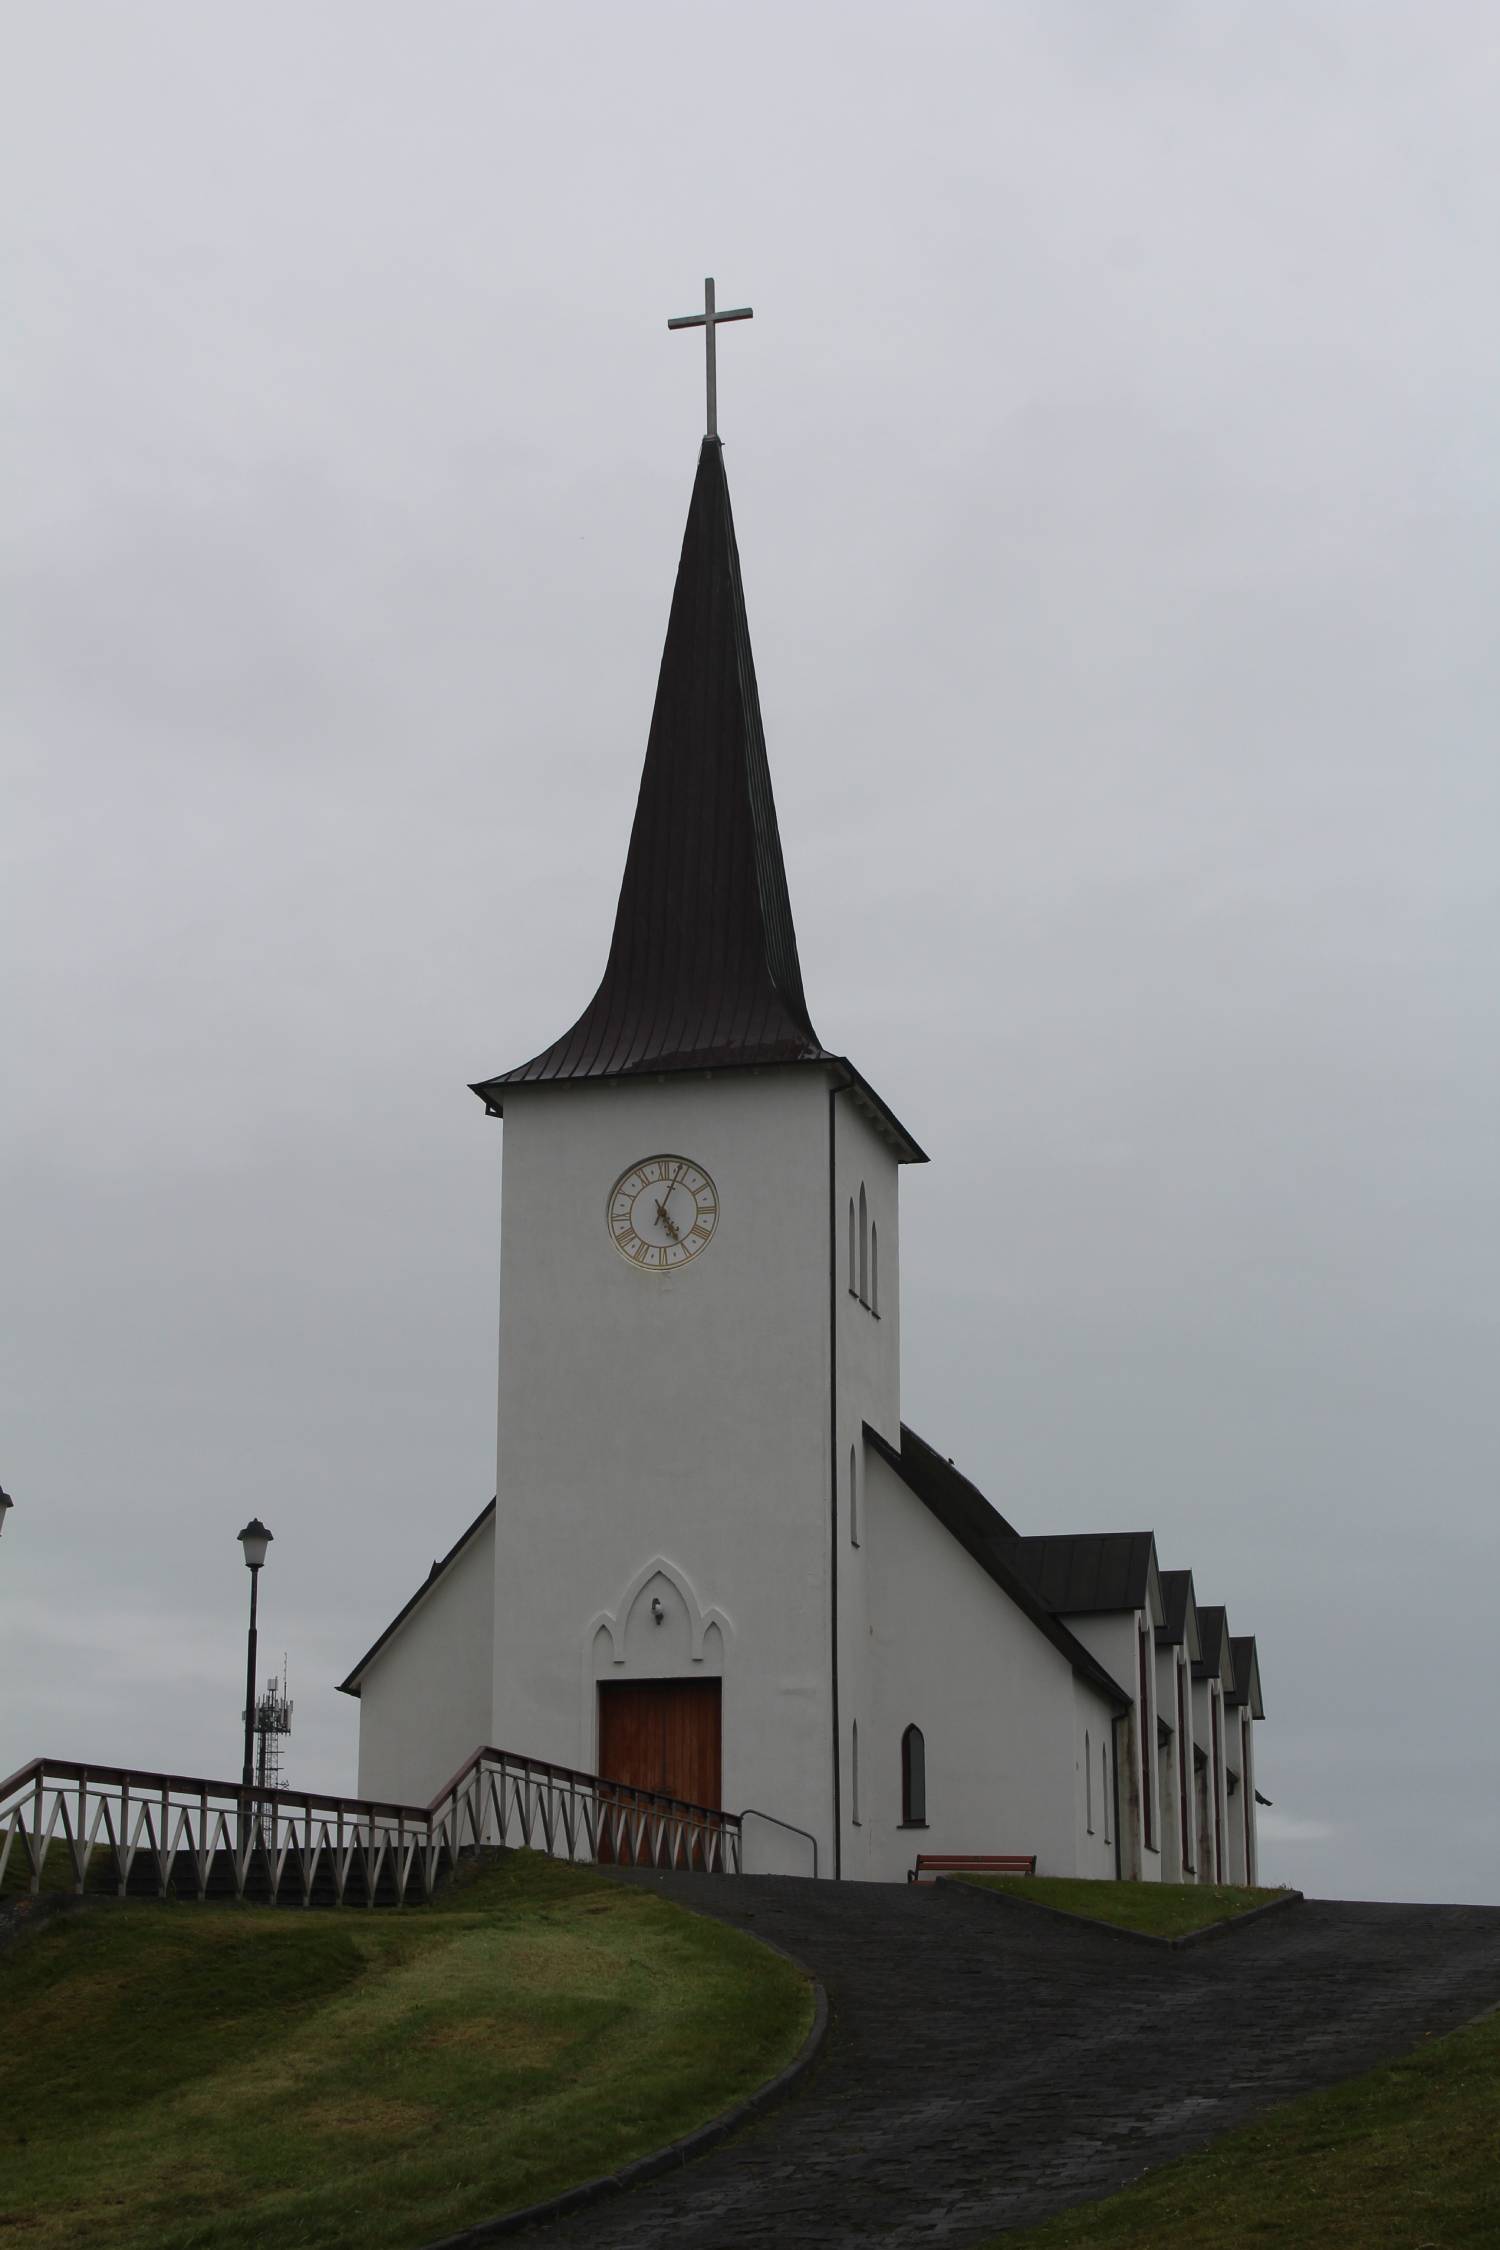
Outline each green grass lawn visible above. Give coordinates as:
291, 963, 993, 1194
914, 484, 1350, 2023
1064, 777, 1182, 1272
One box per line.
0, 1850, 813, 2250
2, 1837, 118, 1897
991, 2004, 1500, 2249
955, 1875, 1282, 1938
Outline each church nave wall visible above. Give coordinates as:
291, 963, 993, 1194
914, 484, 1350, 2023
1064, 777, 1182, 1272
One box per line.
853, 1449, 1103, 1883
353, 1509, 496, 1806
1061, 1610, 1163, 1883
833, 1091, 903, 1452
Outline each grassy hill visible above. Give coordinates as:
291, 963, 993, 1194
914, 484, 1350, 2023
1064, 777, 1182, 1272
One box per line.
954, 1875, 1283, 1937
0, 1850, 812, 2250
994, 2002, 1500, 2249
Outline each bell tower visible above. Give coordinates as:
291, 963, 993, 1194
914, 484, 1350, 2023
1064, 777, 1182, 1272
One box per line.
469, 302, 924, 1872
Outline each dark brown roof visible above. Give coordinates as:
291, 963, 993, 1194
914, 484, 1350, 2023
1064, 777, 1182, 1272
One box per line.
1228, 1634, 1265, 1718
1004, 1532, 1158, 1616
1193, 1603, 1233, 1684
337, 1497, 496, 1697
473, 437, 830, 1100
865, 1425, 1130, 1710
1156, 1567, 1198, 1651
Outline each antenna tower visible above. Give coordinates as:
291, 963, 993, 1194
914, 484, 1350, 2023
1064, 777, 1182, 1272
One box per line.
253, 1658, 293, 1790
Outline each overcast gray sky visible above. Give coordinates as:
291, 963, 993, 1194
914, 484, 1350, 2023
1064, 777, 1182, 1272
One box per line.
4, 3, 1497, 1904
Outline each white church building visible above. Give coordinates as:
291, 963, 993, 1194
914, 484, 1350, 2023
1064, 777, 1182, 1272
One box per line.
340, 430, 1266, 1887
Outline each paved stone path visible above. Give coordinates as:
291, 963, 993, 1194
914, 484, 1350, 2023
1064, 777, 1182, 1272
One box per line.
524, 1873, 1500, 2248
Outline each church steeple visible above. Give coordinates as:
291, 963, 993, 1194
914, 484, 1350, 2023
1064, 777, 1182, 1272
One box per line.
472, 439, 830, 1104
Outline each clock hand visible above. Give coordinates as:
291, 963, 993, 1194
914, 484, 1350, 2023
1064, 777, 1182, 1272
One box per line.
654, 1197, 682, 1243
655, 1164, 688, 1239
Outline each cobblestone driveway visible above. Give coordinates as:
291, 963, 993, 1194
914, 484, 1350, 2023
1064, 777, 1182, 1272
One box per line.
525, 1873, 1500, 2248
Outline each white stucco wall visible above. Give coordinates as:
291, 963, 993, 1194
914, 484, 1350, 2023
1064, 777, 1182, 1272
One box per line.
852, 1448, 1120, 1882
1191, 1675, 1230, 1882
1226, 1706, 1258, 1885
1061, 1610, 1162, 1881
1178, 1646, 1203, 1880
1155, 1642, 1196, 1882
832, 1094, 902, 1876
1240, 1710, 1260, 1884
1225, 1756, 1246, 1882
354, 1512, 496, 1805
491, 1068, 843, 1872
346, 1032, 1269, 1892
1074, 1683, 1122, 1879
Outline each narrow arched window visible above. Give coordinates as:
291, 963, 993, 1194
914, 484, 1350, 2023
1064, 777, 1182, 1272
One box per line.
851, 1719, 861, 1825
849, 1442, 859, 1547
1085, 1729, 1093, 1834
901, 1723, 926, 1825
870, 1222, 879, 1315
848, 1198, 857, 1294
858, 1183, 869, 1304
1103, 1741, 1111, 1844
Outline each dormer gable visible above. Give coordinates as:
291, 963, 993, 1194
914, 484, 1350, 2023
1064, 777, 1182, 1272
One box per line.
1003, 1530, 1164, 1629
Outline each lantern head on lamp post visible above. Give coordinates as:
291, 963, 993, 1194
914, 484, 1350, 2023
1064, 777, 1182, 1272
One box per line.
237, 1518, 273, 1790
238, 1518, 272, 1573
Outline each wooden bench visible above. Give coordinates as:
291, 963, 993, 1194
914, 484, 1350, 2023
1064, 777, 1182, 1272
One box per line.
909, 1852, 1037, 1884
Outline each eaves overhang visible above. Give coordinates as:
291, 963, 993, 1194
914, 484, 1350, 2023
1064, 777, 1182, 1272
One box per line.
834, 1058, 928, 1164
1191, 1604, 1236, 1689
474, 1052, 927, 1164
337, 1497, 496, 1698
1155, 1567, 1201, 1657
1228, 1634, 1265, 1719
865, 1423, 1130, 1710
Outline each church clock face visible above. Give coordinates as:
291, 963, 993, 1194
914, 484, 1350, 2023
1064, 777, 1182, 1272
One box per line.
607, 1155, 719, 1271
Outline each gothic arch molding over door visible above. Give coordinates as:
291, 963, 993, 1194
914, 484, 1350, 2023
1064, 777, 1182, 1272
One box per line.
579, 1555, 732, 1765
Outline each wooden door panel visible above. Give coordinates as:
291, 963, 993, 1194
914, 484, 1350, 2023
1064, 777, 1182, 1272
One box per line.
662, 1679, 721, 1808
597, 1680, 723, 1867
598, 1684, 669, 1795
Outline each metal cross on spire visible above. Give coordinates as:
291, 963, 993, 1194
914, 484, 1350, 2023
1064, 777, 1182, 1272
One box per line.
667, 277, 753, 441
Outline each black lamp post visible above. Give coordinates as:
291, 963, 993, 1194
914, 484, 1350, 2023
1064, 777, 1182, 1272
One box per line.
237, 1517, 273, 1789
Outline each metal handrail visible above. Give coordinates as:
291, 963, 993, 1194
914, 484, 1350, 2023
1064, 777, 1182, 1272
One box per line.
426, 1745, 740, 1826
0, 1747, 753, 1907
0, 1744, 741, 1830
740, 1806, 819, 1881
0, 1755, 429, 1825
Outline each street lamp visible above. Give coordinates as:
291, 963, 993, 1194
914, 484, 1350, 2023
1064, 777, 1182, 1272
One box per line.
0, 1487, 12, 1539
237, 1517, 273, 1790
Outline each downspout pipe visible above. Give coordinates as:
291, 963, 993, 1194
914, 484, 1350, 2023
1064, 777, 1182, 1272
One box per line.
827, 1084, 843, 1879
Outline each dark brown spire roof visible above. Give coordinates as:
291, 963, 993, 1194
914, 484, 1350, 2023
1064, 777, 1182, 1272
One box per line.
473, 438, 832, 1102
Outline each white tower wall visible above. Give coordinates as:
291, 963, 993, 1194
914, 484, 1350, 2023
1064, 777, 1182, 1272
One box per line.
491, 1066, 849, 1870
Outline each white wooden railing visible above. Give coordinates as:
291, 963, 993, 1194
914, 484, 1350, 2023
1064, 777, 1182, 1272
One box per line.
0, 1747, 742, 1909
